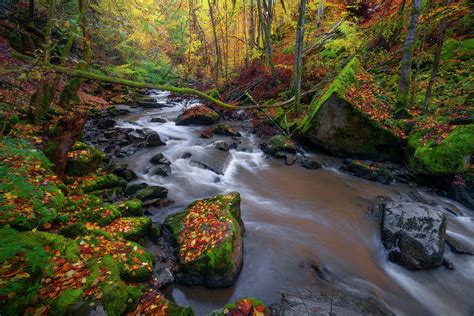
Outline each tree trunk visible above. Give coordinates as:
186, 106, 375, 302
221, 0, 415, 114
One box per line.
249, 0, 255, 50
46, 112, 88, 179
60, 0, 91, 109
423, 0, 450, 113
397, 0, 422, 109
208, 0, 222, 82
243, 0, 249, 65
317, 0, 324, 29
293, 0, 307, 113
29, 0, 55, 124
29, 0, 35, 22
258, 0, 278, 80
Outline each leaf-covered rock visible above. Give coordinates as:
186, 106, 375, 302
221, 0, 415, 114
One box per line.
163, 192, 244, 287
176, 105, 220, 126
65, 142, 105, 177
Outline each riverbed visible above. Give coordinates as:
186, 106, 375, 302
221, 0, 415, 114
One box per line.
112, 91, 474, 316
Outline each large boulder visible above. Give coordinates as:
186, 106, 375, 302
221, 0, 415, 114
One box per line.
259, 135, 296, 158
163, 192, 244, 287
300, 58, 401, 161
176, 105, 219, 126
381, 202, 447, 270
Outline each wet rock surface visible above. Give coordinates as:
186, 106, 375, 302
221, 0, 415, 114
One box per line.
270, 267, 394, 316
381, 202, 447, 270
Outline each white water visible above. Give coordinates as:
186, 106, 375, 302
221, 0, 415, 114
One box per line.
114, 90, 474, 316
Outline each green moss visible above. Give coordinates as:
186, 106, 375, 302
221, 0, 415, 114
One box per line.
134, 185, 167, 202
49, 289, 83, 315
86, 204, 122, 226
0, 137, 64, 231
65, 142, 104, 177
441, 38, 474, 62
300, 57, 361, 132
407, 125, 474, 175
80, 173, 127, 193
111, 217, 152, 242
114, 199, 144, 216
209, 297, 269, 316
166, 302, 195, 316
95, 256, 130, 316
125, 285, 144, 312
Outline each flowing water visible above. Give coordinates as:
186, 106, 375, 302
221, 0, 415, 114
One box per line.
115, 91, 474, 316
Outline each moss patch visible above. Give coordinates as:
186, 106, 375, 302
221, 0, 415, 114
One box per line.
407, 125, 474, 175
0, 137, 65, 231
65, 142, 104, 177
300, 57, 361, 132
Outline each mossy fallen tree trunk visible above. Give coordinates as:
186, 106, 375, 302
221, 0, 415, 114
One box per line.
50, 64, 238, 110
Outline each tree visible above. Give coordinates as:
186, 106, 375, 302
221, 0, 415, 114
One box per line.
397, 0, 422, 111
423, 0, 451, 113
293, 0, 307, 113
257, 0, 278, 80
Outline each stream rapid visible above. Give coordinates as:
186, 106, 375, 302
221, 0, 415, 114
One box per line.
114, 91, 474, 316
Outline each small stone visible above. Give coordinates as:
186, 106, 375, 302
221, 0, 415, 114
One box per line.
151, 117, 167, 123
150, 153, 171, 165
215, 141, 230, 152
285, 154, 296, 165
146, 132, 165, 147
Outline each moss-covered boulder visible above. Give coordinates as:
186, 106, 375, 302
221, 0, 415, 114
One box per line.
80, 173, 127, 193
259, 135, 297, 158
209, 297, 271, 316
0, 227, 139, 316
114, 199, 144, 216
77, 234, 153, 282
104, 217, 152, 242
300, 58, 401, 161
176, 105, 220, 126
134, 185, 168, 202
407, 125, 474, 175
83, 204, 122, 226
0, 137, 64, 231
130, 288, 194, 315
65, 142, 104, 177
163, 192, 244, 287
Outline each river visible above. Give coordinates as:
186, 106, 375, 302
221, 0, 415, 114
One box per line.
112, 90, 474, 316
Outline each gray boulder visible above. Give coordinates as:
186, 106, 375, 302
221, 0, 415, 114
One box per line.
381, 202, 447, 270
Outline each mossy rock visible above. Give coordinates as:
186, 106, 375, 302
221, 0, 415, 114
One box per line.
134, 185, 168, 202
104, 217, 152, 242
75, 234, 153, 283
80, 174, 127, 193
83, 204, 122, 226
163, 192, 244, 287
259, 135, 296, 158
208, 297, 271, 316
300, 58, 401, 161
0, 137, 64, 231
407, 125, 474, 175
114, 199, 144, 216
176, 105, 220, 126
65, 142, 104, 177
0, 227, 135, 316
